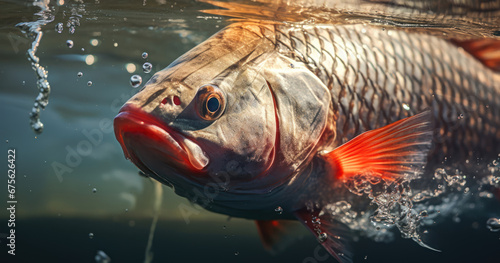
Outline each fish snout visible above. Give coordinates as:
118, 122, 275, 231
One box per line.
113, 104, 209, 176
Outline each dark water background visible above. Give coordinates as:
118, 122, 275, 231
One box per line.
0, 0, 499, 262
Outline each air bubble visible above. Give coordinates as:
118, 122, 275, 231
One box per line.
318, 232, 328, 243
275, 206, 283, 214
234, 251, 239, 256
92, 188, 97, 193
87, 81, 93, 86
55, 23, 64, 33
434, 168, 446, 180
66, 40, 74, 48
32, 121, 44, 134
486, 218, 500, 232
142, 62, 152, 73
402, 103, 410, 111
130, 75, 142, 88
89, 232, 94, 239
142, 52, 148, 59
77, 72, 83, 77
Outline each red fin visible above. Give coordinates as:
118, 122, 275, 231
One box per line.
453, 39, 500, 72
255, 220, 301, 252
324, 111, 433, 182
294, 209, 352, 263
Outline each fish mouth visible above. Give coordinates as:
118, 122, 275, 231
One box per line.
114, 105, 209, 175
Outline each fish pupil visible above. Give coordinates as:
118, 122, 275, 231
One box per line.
207, 97, 220, 112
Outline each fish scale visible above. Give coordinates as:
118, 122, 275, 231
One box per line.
274, 23, 500, 164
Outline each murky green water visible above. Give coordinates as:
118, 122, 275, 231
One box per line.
1, 0, 500, 262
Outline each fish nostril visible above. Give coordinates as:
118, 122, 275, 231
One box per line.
160, 95, 181, 107
160, 97, 169, 106
173, 95, 181, 106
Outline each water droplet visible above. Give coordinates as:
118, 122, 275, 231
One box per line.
66, 40, 74, 48
89, 232, 94, 239
55, 23, 64, 33
419, 210, 428, 217
92, 188, 97, 193
77, 72, 83, 77
142, 62, 152, 73
142, 52, 148, 59
402, 103, 410, 111
130, 75, 142, 88
318, 232, 328, 243
275, 206, 283, 214
486, 218, 500, 232
87, 81, 93, 86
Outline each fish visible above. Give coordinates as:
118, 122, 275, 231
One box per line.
114, 21, 500, 262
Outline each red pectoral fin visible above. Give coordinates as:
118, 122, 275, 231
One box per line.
255, 220, 302, 253
452, 38, 500, 72
294, 209, 353, 263
324, 111, 433, 182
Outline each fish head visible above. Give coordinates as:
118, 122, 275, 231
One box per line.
114, 55, 279, 194
114, 22, 333, 205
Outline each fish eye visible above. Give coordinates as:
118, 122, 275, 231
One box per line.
207, 97, 220, 113
196, 84, 225, 120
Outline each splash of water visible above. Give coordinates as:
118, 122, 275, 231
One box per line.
17, 0, 85, 134
16, 0, 55, 134
326, 155, 500, 248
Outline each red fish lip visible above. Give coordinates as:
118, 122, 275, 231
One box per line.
114, 105, 209, 174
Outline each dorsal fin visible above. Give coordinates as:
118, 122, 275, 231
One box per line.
323, 111, 433, 182
453, 38, 500, 72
